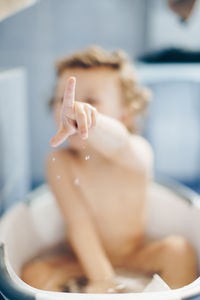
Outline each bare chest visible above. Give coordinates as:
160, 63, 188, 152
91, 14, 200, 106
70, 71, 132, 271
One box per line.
71, 157, 147, 236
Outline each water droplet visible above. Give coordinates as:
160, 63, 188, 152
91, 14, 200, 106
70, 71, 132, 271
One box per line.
52, 157, 56, 162
57, 175, 61, 180
85, 155, 90, 161
74, 178, 79, 185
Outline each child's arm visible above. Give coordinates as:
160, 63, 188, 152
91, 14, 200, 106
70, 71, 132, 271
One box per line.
50, 76, 153, 175
46, 151, 115, 283
88, 113, 153, 175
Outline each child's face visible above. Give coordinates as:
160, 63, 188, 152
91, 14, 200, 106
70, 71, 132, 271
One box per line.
54, 67, 126, 149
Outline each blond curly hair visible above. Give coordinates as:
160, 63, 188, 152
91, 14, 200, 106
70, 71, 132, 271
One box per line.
50, 46, 151, 131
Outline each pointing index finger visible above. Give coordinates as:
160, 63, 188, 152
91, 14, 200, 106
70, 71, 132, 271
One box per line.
63, 76, 76, 109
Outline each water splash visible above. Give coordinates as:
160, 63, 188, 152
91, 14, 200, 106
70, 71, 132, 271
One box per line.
74, 178, 80, 185
85, 155, 90, 161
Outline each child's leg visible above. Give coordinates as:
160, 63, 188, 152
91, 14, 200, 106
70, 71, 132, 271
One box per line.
21, 254, 84, 291
123, 235, 198, 289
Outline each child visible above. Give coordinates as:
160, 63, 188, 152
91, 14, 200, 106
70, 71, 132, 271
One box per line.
22, 46, 197, 293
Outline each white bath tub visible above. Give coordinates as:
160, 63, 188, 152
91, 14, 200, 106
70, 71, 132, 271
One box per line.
0, 181, 200, 300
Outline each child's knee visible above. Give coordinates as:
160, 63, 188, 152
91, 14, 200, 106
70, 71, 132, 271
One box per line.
160, 235, 198, 287
163, 235, 197, 267
164, 235, 192, 253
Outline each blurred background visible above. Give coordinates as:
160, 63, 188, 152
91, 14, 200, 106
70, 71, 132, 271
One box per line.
0, 0, 200, 212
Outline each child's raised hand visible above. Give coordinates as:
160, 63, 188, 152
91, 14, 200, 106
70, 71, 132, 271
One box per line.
50, 77, 97, 147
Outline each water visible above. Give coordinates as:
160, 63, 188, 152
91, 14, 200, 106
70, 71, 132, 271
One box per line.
116, 283, 126, 291
52, 157, 56, 162
57, 175, 61, 180
85, 155, 90, 161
